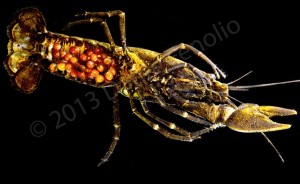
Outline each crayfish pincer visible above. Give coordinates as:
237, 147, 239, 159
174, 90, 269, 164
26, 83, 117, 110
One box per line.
224, 104, 296, 132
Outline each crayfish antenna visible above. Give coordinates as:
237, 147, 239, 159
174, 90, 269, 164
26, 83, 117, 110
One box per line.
261, 132, 284, 163
229, 79, 300, 91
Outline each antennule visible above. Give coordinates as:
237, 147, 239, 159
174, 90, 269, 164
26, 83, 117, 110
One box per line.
228, 71, 253, 85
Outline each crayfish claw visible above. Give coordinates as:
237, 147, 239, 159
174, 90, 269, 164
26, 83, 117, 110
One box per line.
225, 104, 296, 133
257, 106, 297, 117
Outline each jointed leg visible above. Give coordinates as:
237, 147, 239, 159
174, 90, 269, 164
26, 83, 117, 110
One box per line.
164, 62, 213, 87
149, 84, 225, 137
63, 18, 116, 48
149, 85, 212, 126
165, 87, 221, 122
152, 43, 226, 79
140, 101, 192, 136
78, 11, 127, 51
155, 96, 211, 126
140, 100, 220, 141
129, 96, 197, 142
65, 10, 127, 52
97, 86, 121, 166
191, 123, 225, 137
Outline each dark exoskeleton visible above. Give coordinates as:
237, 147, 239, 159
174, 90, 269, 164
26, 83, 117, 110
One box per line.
4, 8, 298, 165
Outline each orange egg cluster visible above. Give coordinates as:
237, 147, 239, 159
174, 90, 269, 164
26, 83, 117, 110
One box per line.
49, 43, 117, 84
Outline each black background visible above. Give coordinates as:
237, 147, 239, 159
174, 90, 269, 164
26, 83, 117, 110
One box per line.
1, 0, 299, 181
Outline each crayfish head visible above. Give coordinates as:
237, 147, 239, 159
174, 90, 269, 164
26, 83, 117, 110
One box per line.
224, 103, 297, 133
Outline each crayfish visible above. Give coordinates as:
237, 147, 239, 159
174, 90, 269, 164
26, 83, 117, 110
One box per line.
4, 7, 299, 165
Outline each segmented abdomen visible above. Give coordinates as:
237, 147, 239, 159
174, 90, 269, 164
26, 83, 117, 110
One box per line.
43, 32, 118, 87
